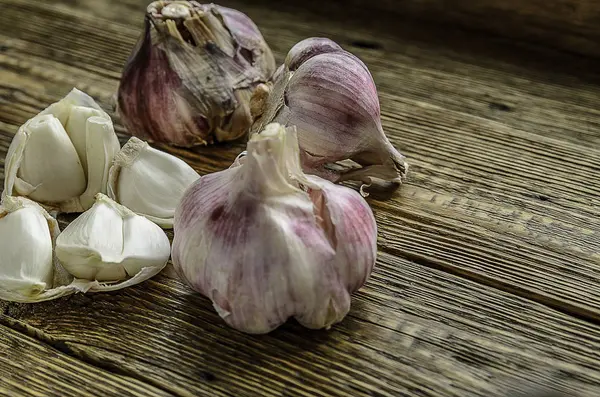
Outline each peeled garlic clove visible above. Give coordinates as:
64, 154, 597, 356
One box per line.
172, 123, 377, 334
107, 137, 200, 228
55, 194, 170, 291
251, 37, 408, 195
0, 196, 75, 302
3, 88, 120, 213
117, 1, 276, 147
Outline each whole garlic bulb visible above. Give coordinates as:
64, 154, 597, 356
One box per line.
107, 137, 200, 228
0, 196, 75, 302
3, 88, 120, 213
55, 194, 171, 291
117, 1, 276, 147
172, 123, 377, 334
251, 37, 408, 194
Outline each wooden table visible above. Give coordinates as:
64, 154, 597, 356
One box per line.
1, 0, 600, 396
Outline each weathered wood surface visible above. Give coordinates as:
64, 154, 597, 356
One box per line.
279, 0, 600, 59
1, 0, 600, 396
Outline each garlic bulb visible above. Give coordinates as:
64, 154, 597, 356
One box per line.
55, 194, 171, 291
0, 196, 75, 302
107, 137, 200, 228
3, 88, 121, 213
251, 37, 408, 195
117, 1, 276, 147
172, 123, 377, 334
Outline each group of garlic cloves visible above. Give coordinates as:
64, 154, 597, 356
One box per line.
0, 88, 199, 302
1, 0, 409, 334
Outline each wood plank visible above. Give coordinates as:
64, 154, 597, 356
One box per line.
1, 253, 599, 397
246, 0, 600, 59
1, 0, 600, 395
3, 0, 600, 144
0, 321, 174, 397
0, 0, 599, 321
313, 0, 600, 57
25, 0, 600, 59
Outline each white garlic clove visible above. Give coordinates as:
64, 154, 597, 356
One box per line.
3, 88, 120, 213
64, 105, 108, 175
10, 115, 87, 203
78, 115, 121, 210
40, 87, 110, 124
55, 193, 170, 291
107, 137, 200, 228
173, 123, 377, 334
0, 196, 76, 302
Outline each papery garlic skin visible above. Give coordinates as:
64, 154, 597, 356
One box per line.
251, 37, 408, 195
55, 194, 170, 288
3, 88, 121, 213
0, 196, 75, 302
117, 1, 276, 147
107, 137, 200, 228
172, 123, 377, 334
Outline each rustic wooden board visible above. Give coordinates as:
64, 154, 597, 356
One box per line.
1, 0, 600, 396
0, 321, 172, 396
257, 0, 600, 59
2, 254, 600, 397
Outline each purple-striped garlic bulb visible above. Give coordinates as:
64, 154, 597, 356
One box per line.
117, 1, 276, 147
172, 123, 377, 334
250, 37, 408, 195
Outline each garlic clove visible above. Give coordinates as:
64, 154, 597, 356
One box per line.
251, 38, 408, 196
214, 5, 276, 77
12, 115, 87, 203
285, 37, 343, 71
78, 115, 122, 210
64, 105, 107, 175
55, 193, 170, 290
40, 87, 110, 124
3, 88, 120, 213
0, 196, 76, 302
173, 123, 377, 334
107, 137, 200, 228
305, 175, 377, 293
0, 197, 53, 295
117, 1, 275, 147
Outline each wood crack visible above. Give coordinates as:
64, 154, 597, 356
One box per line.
0, 313, 179, 397
381, 246, 600, 325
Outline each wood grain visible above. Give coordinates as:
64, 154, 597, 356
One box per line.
242, 0, 600, 59
0, 322, 173, 397
1, 0, 600, 395
1, 253, 600, 397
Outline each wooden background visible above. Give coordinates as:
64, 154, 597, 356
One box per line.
1, 0, 600, 396
297, 0, 600, 58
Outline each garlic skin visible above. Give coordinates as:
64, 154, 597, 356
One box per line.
3, 88, 121, 213
107, 137, 200, 228
251, 37, 408, 195
0, 196, 75, 302
117, 1, 276, 147
172, 123, 377, 334
55, 194, 171, 291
